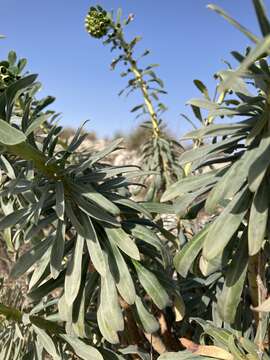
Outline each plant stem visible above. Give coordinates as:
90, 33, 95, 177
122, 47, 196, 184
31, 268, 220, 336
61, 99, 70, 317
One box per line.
116, 30, 160, 138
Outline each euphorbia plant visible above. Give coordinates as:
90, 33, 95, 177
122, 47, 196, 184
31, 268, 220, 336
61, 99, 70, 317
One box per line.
0, 49, 182, 358
85, 6, 184, 202
162, 0, 270, 357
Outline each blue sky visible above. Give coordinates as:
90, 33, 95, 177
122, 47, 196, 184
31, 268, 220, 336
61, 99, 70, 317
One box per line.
0, 0, 263, 138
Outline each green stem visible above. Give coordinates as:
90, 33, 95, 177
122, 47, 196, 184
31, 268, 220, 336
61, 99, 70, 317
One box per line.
115, 29, 160, 138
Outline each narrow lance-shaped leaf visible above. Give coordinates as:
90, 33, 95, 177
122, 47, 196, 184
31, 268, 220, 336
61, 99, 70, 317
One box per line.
217, 231, 249, 323
252, 0, 270, 36
29, 247, 51, 289
248, 178, 268, 256
0, 155, 16, 179
205, 146, 256, 213
248, 135, 270, 193
161, 168, 221, 202
135, 295, 159, 333
65, 234, 84, 306
182, 121, 252, 139
174, 226, 209, 277
61, 334, 103, 360
75, 192, 119, 226
97, 266, 123, 344
72, 182, 120, 216
50, 220, 66, 279
133, 261, 170, 309
11, 235, 53, 278
193, 79, 210, 100
77, 137, 123, 171
3, 74, 38, 119
97, 303, 119, 344
72, 279, 87, 338
25, 114, 50, 136
109, 241, 136, 305
106, 227, 140, 260
178, 135, 244, 166
129, 223, 169, 267
203, 186, 251, 261
83, 215, 106, 277
32, 325, 61, 360
0, 207, 33, 231
101, 268, 124, 332
55, 181, 65, 220
207, 4, 259, 43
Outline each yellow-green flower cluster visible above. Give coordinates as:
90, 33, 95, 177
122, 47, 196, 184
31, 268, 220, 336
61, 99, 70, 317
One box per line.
0, 65, 15, 91
85, 6, 111, 38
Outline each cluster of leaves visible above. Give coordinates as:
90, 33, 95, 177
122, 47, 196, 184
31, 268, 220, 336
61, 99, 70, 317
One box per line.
0, 47, 184, 359
85, 6, 184, 201
2, 0, 270, 359
161, 0, 270, 358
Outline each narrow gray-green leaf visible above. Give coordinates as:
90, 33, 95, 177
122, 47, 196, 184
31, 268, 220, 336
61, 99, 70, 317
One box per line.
248, 179, 268, 255
0, 155, 16, 179
174, 226, 209, 277
129, 224, 169, 267
0, 119, 26, 145
248, 135, 270, 192
78, 138, 123, 171
97, 303, 119, 344
203, 186, 251, 260
105, 227, 140, 260
50, 220, 66, 279
217, 232, 248, 323
161, 168, 221, 202
205, 146, 257, 213
252, 0, 270, 36
97, 267, 122, 343
178, 135, 243, 165
133, 261, 170, 309
11, 235, 53, 278
182, 121, 252, 139
135, 295, 159, 333
29, 248, 51, 289
0, 207, 31, 230
84, 216, 106, 276
110, 242, 136, 305
32, 325, 61, 360
25, 114, 49, 136
75, 193, 119, 226
158, 350, 208, 359
193, 79, 210, 100
65, 234, 84, 306
208, 4, 259, 43
73, 183, 120, 216
55, 181, 65, 220
187, 98, 218, 110
61, 335, 103, 360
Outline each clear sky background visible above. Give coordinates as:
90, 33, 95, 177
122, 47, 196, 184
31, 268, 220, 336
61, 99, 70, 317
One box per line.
0, 0, 263, 138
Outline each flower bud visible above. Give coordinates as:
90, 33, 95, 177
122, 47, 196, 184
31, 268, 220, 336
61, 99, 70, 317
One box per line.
85, 6, 111, 38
